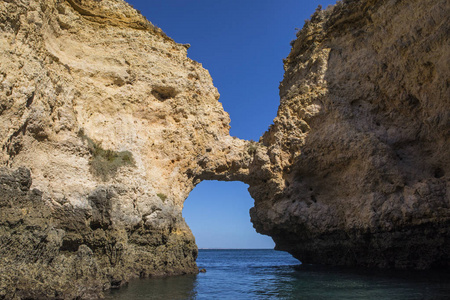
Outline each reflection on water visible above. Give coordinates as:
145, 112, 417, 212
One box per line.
108, 274, 198, 300
265, 264, 450, 300
107, 249, 450, 300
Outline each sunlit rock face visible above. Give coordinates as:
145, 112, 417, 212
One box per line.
249, 0, 450, 270
1, 0, 449, 298
0, 0, 252, 298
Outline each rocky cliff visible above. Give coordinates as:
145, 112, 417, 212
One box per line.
0, 0, 449, 298
250, 0, 450, 269
0, 0, 252, 298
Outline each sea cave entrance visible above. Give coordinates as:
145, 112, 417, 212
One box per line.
183, 180, 275, 249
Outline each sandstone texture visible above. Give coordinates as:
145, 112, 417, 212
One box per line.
1, 0, 449, 298
249, 0, 450, 270
0, 0, 252, 298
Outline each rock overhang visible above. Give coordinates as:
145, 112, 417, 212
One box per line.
0, 0, 449, 298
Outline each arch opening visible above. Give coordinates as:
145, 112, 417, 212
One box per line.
183, 180, 275, 249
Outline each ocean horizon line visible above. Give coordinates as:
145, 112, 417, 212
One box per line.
198, 248, 275, 250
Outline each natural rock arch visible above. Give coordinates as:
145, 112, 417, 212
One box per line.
182, 180, 274, 249
0, 0, 449, 299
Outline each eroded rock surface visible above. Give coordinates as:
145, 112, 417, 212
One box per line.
249, 0, 450, 269
1, 0, 449, 298
0, 0, 252, 298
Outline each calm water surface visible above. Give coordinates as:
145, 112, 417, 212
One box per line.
107, 249, 450, 299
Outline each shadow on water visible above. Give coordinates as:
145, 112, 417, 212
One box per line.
107, 275, 198, 300
272, 264, 450, 300
107, 250, 450, 300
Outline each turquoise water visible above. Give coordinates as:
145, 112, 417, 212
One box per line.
108, 249, 450, 299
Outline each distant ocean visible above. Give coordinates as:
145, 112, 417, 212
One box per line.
107, 249, 450, 299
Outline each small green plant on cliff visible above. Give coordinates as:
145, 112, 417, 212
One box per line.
157, 193, 167, 202
247, 140, 258, 155
78, 129, 135, 181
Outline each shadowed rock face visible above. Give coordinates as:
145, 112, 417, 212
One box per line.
249, 0, 450, 270
0, 0, 449, 298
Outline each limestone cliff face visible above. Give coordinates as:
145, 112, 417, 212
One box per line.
1, 0, 449, 298
0, 0, 251, 298
249, 0, 449, 269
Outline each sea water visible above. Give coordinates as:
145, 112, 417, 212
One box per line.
107, 249, 450, 299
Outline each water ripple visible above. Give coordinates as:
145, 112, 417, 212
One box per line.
108, 249, 450, 300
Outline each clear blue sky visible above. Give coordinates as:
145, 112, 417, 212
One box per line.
127, 0, 336, 248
